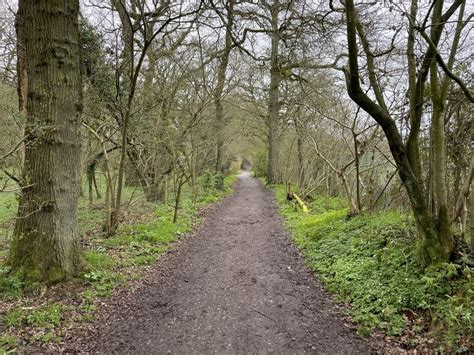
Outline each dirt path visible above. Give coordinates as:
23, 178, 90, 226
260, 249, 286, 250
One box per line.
87, 173, 373, 353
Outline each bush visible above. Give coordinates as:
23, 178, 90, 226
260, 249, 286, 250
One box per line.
252, 150, 267, 178
198, 170, 222, 193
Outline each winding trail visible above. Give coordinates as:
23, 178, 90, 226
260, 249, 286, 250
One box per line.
90, 172, 372, 354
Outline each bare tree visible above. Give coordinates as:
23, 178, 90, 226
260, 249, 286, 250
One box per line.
342, 0, 468, 263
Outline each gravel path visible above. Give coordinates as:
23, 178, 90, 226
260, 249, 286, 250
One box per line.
91, 172, 373, 354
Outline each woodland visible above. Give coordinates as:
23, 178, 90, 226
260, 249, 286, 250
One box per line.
0, 0, 473, 352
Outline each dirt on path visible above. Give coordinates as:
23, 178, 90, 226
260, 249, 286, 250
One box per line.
83, 172, 374, 354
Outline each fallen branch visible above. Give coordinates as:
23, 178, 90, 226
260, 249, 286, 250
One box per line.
289, 193, 309, 213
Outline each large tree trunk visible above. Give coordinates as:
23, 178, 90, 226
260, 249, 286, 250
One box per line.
267, 0, 281, 184
8, 0, 83, 282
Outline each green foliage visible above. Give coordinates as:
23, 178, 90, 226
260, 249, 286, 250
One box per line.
0, 174, 236, 351
83, 250, 115, 271
83, 270, 127, 297
34, 331, 61, 344
431, 278, 474, 350
271, 184, 473, 350
194, 171, 237, 204
0, 190, 17, 225
0, 184, 18, 267
198, 170, 222, 193
5, 303, 63, 330
4, 306, 23, 328
0, 266, 24, 300
0, 334, 17, 353
306, 195, 347, 214
252, 150, 268, 178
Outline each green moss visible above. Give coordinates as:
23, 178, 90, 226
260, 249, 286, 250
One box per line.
47, 266, 68, 284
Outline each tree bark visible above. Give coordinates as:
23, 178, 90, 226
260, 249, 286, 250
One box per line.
214, 0, 235, 190
110, 0, 134, 233
430, 61, 451, 249
471, 175, 474, 251
295, 118, 305, 191
15, 4, 27, 116
8, 0, 83, 282
429, 2, 452, 252
406, 0, 422, 181
267, 0, 281, 184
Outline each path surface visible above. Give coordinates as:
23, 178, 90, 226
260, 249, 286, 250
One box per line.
90, 173, 372, 354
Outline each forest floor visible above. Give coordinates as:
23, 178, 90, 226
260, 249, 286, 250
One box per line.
67, 172, 380, 353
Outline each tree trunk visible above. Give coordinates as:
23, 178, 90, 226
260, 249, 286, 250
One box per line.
88, 167, 94, 205
173, 176, 184, 224
144, 180, 167, 202
471, 180, 474, 251
110, 0, 134, 233
343, 0, 455, 264
339, 170, 359, 215
295, 118, 305, 192
8, 0, 83, 282
15, 4, 27, 116
430, 58, 452, 254
405, 0, 422, 182
214, 0, 235, 190
87, 161, 101, 205
267, 0, 281, 184
353, 135, 362, 212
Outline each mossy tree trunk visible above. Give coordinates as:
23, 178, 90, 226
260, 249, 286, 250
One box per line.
8, 0, 83, 283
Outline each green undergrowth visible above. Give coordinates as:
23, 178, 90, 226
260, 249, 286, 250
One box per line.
80, 201, 198, 299
0, 173, 237, 352
269, 184, 473, 352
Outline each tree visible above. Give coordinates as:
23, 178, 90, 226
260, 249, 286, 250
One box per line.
8, 0, 83, 282
342, 0, 467, 264
266, 0, 283, 184
212, 0, 235, 189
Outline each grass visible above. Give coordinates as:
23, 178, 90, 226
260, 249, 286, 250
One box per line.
0, 171, 237, 352
269, 183, 473, 352
0, 187, 17, 262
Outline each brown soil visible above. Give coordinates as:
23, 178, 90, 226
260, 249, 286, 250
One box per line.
78, 173, 374, 353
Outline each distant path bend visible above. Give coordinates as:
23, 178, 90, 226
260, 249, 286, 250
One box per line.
92, 172, 372, 354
